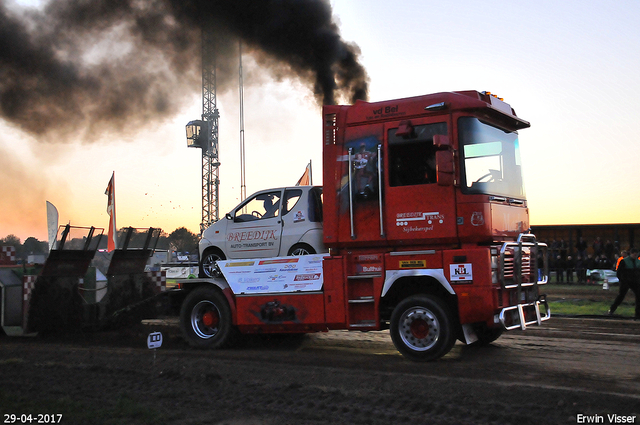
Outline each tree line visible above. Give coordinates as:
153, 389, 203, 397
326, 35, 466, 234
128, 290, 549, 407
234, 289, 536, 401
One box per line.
0, 227, 200, 261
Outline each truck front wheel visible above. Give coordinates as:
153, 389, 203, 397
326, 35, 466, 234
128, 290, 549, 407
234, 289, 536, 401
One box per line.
390, 295, 456, 361
180, 286, 236, 348
471, 326, 504, 346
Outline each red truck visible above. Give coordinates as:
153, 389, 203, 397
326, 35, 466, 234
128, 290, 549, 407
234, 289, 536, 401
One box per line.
178, 90, 550, 361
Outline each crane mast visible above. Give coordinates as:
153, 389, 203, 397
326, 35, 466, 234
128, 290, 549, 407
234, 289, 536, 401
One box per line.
201, 28, 220, 232
187, 32, 247, 233
186, 28, 221, 233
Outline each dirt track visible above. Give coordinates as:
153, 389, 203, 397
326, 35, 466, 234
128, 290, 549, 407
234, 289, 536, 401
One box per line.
1, 315, 639, 425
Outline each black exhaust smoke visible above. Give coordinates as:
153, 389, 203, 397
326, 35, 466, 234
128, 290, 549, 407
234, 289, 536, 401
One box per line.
0, 0, 369, 138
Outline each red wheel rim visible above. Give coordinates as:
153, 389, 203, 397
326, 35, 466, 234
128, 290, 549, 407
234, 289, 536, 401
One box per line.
410, 318, 430, 340
202, 310, 219, 328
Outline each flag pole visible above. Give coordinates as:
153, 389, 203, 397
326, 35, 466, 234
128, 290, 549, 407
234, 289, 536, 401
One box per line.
105, 172, 117, 251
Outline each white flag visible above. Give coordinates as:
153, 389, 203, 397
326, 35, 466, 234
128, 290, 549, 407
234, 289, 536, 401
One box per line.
46, 201, 58, 251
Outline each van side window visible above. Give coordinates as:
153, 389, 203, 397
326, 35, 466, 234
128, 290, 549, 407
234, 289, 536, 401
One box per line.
282, 189, 303, 216
308, 187, 323, 222
234, 191, 281, 221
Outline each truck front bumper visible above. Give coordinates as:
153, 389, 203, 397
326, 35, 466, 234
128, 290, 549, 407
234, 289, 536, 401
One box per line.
497, 296, 551, 330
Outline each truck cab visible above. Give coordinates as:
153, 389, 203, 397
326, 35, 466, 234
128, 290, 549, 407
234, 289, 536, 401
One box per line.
322, 91, 532, 248
199, 186, 326, 277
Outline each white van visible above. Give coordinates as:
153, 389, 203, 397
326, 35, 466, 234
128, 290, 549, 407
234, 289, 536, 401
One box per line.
199, 186, 325, 277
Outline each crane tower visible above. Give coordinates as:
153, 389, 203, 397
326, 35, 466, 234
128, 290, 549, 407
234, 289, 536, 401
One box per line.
186, 28, 220, 233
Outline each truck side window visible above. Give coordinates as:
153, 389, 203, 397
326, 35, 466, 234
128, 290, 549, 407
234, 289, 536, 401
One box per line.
388, 123, 447, 187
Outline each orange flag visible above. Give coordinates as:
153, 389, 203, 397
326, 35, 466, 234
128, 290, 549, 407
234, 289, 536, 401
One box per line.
295, 161, 312, 186
105, 172, 117, 251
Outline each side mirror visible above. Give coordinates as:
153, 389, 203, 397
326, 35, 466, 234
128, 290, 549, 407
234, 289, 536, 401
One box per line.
436, 150, 454, 186
395, 120, 414, 138
225, 213, 233, 220
433, 134, 450, 150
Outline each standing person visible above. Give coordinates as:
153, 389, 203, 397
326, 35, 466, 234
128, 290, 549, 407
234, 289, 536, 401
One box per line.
616, 250, 628, 270
604, 240, 615, 263
555, 255, 565, 283
550, 239, 559, 261
608, 248, 640, 318
575, 255, 586, 284
576, 237, 588, 258
565, 255, 575, 284
537, 247, 545, 282
585, 254, 596, 283
593, 237, 603, 257
596, 254, 611, 270
559, 239, 568, 262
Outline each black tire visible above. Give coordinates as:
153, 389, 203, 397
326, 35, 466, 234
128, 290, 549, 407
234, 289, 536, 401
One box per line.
390, 295, 456, 361
470, 326, 504, 346
179, 286, 236, 348
287, 243, 315, 256
199, 248, 225, 278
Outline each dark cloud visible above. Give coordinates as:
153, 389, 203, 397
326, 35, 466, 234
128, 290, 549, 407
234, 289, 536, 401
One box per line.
0, 0, 369, 139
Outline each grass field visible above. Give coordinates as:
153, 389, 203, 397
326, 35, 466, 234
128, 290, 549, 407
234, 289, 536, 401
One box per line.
545, 283, 637, 317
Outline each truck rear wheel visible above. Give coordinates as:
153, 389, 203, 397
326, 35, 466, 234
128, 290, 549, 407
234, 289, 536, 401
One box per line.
390, 295, 456, 361
180, 286, 236, 348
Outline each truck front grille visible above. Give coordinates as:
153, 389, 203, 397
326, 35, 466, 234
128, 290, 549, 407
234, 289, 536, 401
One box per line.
493, 234, 547, 289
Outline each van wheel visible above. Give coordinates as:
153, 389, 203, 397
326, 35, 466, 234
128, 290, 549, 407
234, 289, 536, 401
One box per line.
200, 248, 225, 278
180, 286, 236, 348
390, 295, 456, 361
288, 243, 315, 256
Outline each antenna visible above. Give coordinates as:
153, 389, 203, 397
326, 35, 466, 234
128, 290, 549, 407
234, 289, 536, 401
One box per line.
239, 40, 247, 204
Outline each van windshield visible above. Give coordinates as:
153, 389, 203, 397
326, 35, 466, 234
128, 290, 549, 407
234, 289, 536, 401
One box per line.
459, 117, 526, 199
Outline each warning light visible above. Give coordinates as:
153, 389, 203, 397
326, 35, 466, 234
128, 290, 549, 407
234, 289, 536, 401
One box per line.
482, 91, 504, 101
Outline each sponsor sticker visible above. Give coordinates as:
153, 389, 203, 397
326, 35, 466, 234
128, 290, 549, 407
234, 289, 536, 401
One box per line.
356, 264, 383, 274
294, 273, 321, 281
356, 254, 381, 262
450, 263, 473, 281
219, 254, 327, 294
246, 285, 270, 291
399, 260, 426, 269
395, 211, 444, 226
471, 212, 485, 226
238, 278, 260, 284
225, 261, 256, 267
293, 211, 306, 223
259, 258, 299, 265
255, 267, 277, 273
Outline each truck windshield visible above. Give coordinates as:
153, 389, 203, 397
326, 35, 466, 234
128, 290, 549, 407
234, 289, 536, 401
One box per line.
459, 117, 525, 199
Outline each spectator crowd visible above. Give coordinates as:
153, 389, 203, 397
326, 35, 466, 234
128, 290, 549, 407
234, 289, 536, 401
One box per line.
543, 236, 622, 284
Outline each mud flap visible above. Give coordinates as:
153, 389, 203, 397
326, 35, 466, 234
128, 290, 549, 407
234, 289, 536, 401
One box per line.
461, 323, 479, 344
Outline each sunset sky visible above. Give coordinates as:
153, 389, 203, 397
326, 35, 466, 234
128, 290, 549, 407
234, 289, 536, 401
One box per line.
2, 0, 639, 243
